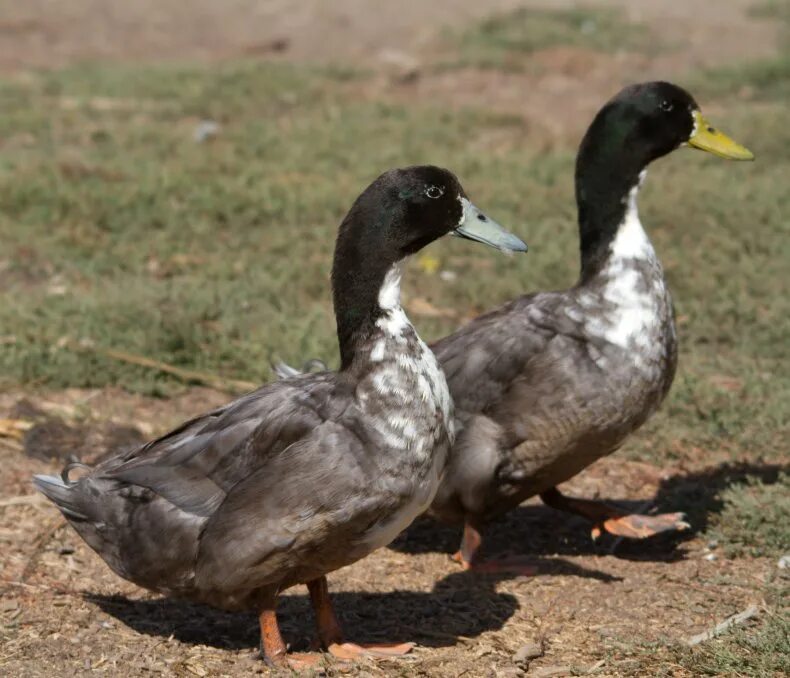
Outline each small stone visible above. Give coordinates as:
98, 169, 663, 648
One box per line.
532, 666, 571, 678
704, 553, 717, 561
194, 120, 221, 143
778, 554, 790, 569
707, 539, 719, 549
513, 641, 543, 664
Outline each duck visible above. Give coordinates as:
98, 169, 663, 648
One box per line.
277, 82, 754, 574
33, 165, 527, 668
428, 81, 754, 571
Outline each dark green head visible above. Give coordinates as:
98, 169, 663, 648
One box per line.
334, 165, 525, 270
575, 81, 753, 280
332, 165, 525, 369
580, 81, 753, 176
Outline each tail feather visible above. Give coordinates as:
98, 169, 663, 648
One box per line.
271, 358, 328, 380
33, 474, 90, 520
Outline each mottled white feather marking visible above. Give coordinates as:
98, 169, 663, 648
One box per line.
354, 257, 455, 552
370, 340, 386, 362
587, 171, 668, 362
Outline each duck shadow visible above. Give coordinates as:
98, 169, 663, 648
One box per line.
87, 569, 526, 652
84, 461, 784, 652
389, 460, 787, 565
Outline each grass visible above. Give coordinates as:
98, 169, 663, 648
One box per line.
681, 614, 790, 676
0, 57, 788, 470
441, 6, 652, 71
693, 0, 789, 103
748, 0, 790, 21
705, 473, 790, 558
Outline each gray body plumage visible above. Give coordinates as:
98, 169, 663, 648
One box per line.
34, 298, 451, 611
428, 184, 677, 525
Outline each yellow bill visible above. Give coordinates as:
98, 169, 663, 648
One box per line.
688, 110, 754, 160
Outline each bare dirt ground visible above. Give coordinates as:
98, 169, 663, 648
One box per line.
0, 1, 785, 676
0, 0, 781, 138
1, 387, 779, 676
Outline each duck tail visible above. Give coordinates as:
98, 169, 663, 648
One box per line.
33, 466, 91, 521
271, 358, 328, 380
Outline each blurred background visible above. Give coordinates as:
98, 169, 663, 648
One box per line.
0, 1, 787, 676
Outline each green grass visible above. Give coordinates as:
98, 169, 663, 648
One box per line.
693, 0, 789, 103
442, 6, 652, 71
642, 594, 790, 677
0, 59, 788, 456
690, 51, 790, 102
705, 473, 790, 558
748, 0, 790, 21
674, 582, 789, 676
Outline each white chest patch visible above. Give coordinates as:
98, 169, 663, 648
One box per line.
575, 172, 673, 374
355, 262, 452, 551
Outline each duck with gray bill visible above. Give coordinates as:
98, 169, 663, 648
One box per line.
33, 165, 525, 669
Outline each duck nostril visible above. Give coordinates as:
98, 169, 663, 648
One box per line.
477, 214, 488, 222
708, 126, 716, 133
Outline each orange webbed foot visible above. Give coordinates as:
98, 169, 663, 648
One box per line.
592, 511, 690, 540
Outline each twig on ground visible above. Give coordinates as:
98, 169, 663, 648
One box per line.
0, 418, 33, 439
67, 342, 257, 394
0, 578, 82, 597
686, 604, 760, 646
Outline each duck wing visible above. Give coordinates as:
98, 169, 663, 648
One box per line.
433, 291, 587, 417
36, 372, 410, 600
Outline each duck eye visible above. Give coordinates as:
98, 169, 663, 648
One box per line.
659, 100, 673, 113
425, 185, 444, 199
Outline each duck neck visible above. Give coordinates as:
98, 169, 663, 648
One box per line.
575, 133, 650, 284
332, 246, 406, 371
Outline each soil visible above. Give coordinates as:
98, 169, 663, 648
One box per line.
0, 387, 779, 677
0, 1, 783, 676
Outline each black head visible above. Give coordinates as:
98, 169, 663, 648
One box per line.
582, 81, 754, 172
331, 165, 525, 370
575, 82, 753, 282
590, 82, 698, 167
335, 165, 525, 268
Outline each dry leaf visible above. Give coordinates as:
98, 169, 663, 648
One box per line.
416, 254, 441, 274
0, 418, 34, 439
406, 297, 457, 319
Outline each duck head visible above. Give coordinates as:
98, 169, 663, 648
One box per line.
575, 82, 754, 281
583, 81, 754, 171
336, 165, 526, 265
332, 165, 525, 369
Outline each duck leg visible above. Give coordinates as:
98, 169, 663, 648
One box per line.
307, 576, 414, 659
258, 601, 323, 669
539, 487, 689, 539
451, 521, 537, 575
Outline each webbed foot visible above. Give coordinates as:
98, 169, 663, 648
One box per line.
592, 511, 690, 540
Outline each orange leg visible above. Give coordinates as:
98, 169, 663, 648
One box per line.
259, 607, 287, 666
451, 522, 537, 576
259, 603, 323, 669
307, 576, 414, 660
540, 487, 689, 540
